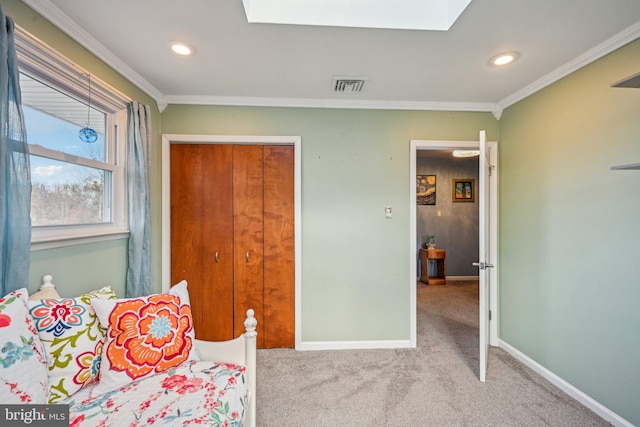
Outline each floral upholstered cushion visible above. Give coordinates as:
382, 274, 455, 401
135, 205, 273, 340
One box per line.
90, 280, 198, 396
28, 286, 117, 403
0, 289, 48, 404
66, 360, 247, 427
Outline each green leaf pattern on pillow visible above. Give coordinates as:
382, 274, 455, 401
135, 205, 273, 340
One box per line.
28, 287, 116, 403
43, 313, 100, 371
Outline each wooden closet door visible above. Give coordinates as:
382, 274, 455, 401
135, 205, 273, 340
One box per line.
171, 144, 234, 341
233, 145, 265, 347
263, 146, 295, 348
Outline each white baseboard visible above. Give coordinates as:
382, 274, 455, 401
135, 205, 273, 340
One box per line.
499, 339, 633, 427
298, 339, 413, 351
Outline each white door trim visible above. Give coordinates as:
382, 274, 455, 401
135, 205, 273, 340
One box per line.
161, 134, 303, 348
409, 139, 499, 347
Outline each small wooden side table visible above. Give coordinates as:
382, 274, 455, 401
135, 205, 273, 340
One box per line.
419, 248, 446, 285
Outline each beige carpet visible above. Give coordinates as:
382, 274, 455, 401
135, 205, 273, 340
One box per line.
256, 281, 609, 426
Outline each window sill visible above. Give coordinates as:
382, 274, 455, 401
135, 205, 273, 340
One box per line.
31, 227, 130, 251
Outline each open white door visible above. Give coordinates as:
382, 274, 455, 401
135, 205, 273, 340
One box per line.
474, 130, 493, 382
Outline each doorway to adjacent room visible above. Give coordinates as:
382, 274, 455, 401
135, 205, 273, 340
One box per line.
409, 136, 498, 381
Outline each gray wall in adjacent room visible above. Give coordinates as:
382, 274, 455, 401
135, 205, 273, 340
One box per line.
416, 151, 479, 277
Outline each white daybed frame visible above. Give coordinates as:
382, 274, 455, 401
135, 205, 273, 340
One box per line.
35, 275, 258, 427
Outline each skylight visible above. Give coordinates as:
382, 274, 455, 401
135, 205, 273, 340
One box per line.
241, 0, 473, 31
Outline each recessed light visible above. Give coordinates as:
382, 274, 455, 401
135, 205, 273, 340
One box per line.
170, 42, 196, 56
489, 51, 520, 67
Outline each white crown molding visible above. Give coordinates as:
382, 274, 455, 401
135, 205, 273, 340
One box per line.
497, 20, 640, 111
165, 94, 499, 113
20, 0, 640, 115
22, 0, 167, 111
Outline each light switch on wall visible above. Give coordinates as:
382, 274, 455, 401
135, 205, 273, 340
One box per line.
385, 206, 392, 219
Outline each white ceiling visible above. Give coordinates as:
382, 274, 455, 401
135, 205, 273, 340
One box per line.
23, 0, 640, 115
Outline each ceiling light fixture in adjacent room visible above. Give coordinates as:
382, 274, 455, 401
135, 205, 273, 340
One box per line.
489, 51, 520, 67
170, 42, 196, 56
453, 150, 480, 157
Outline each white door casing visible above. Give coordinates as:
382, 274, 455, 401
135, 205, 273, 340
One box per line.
160, 134, 303, 348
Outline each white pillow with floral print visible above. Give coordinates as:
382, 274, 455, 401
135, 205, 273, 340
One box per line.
0, 288, 48, 404
28, 286, 116, 403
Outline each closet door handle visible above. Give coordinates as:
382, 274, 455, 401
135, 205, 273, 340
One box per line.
246, 251, 250, 262
215, 252, 219, 263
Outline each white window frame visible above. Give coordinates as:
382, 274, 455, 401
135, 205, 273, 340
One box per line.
15, 27, 131, 250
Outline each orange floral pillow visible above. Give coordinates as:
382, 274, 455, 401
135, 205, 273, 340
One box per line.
90, 281, 198, 396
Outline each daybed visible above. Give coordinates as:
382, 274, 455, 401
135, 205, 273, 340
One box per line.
0, 275, 257, 427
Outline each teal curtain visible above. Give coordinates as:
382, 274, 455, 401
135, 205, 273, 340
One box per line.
125, 101, 152, 297
0, 6, 31, 296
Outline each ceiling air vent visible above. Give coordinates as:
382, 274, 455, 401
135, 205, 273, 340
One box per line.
332, 76, 368, 93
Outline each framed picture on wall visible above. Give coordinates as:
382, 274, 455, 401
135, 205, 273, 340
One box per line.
452, 179, 475, 202
416, 175, 436, 205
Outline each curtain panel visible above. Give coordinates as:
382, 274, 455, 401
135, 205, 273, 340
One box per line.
125, 101, 152, 297
0, 6, 31, 295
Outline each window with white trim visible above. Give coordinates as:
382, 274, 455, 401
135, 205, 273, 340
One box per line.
15, 28, 130, 249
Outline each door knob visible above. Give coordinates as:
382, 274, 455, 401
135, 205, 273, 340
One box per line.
215, 252, 219, 262
473, 261, 494, 270
246, 251, 250, 262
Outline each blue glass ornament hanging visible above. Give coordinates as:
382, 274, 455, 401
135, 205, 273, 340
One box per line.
79, 73, 98, 143
79, 127, 97, 143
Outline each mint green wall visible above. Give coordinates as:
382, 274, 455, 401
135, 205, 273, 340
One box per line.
161, 106, 497, 341
7, 0, 637, 420
29, 240, 127, 297
499, 39, 640, 425
1, 0, 163, 297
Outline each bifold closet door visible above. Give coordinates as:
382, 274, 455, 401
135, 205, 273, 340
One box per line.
232, 145, 295, 348
171, 143, 295, 348
263, 145, 295, 348
170, 144, 234, 342
233, 145, 265, 348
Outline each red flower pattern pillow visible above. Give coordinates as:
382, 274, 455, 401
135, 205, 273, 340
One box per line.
90, 281, 198, 396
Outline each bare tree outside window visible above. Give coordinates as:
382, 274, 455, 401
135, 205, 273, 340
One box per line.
30, 160, 107, 225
